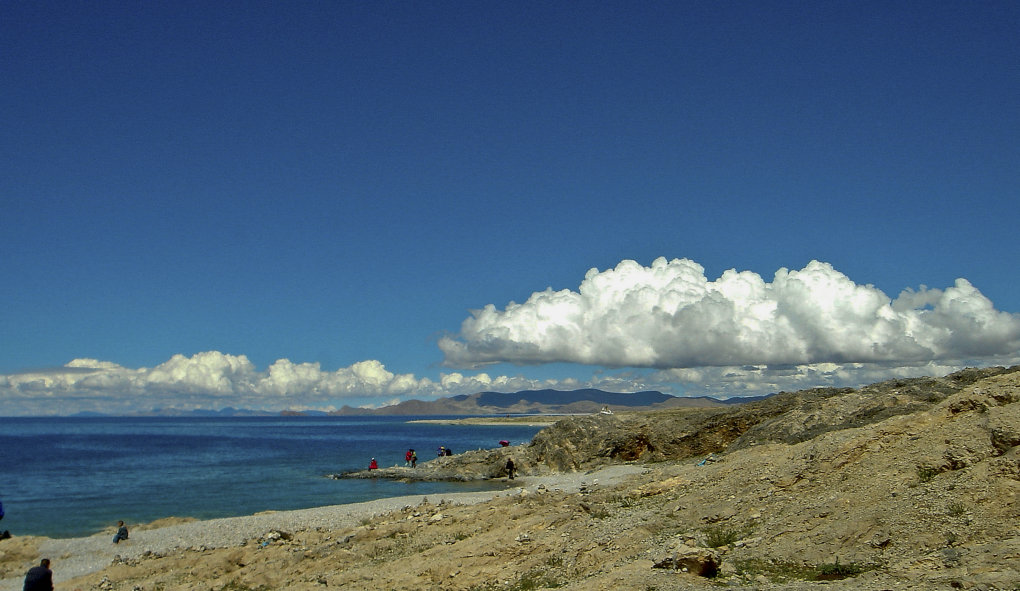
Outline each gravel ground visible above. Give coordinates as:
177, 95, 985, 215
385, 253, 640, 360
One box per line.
1, 465, 644, 590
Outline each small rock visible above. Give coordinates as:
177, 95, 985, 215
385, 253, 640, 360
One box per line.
942, 547, 963, 567
870, 534, 891, 548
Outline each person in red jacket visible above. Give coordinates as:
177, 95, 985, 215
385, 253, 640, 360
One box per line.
369, 458, 378, 470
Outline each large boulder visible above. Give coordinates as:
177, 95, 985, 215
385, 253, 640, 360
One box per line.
653, 543, 721, 577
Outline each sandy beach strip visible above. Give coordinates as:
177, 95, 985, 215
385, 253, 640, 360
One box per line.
406, 417, 563, 426
0, 465, 645, 590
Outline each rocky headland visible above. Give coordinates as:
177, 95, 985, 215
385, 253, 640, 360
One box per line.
2, 366, 1018, 590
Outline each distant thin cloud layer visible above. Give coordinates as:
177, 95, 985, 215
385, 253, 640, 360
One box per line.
439, 258, 1020, 369
0, 353, 551, 415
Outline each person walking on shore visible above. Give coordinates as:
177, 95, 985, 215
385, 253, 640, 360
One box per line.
23, 558, 53, 591
505, 458, 516, 480
410, 449, 417, 468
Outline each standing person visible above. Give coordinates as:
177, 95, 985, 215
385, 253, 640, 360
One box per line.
405, 449, 413, 466
505, 458, 516, 480
23, 558, 52, 591
113, 520, 129, 544
410, 449, 417, 468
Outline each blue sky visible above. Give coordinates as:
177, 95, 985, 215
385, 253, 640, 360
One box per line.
2, 1, 1018, 415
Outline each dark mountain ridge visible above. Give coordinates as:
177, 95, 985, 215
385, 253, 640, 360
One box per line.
332, 388, 747, 416
454, 389, 673, 407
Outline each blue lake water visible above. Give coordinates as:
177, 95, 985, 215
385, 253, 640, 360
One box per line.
0, 416, 545, 538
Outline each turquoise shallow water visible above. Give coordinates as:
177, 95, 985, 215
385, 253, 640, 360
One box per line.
0, 415, 544, 538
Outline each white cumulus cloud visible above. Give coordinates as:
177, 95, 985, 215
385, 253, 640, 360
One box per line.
439, 257, 1020, 369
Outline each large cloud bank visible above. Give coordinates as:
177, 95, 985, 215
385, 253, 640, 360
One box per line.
439, 258, 1020, 369
5, 258, 1018, 416
0, 353, 550, 416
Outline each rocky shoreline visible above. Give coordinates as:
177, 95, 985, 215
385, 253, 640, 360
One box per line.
333, 445, 525, 482
0, 466, 644, 591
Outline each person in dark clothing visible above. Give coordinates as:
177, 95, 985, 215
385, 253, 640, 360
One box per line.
505, 458, 516, 480
0, 498, 7, 539
23, 558, 53, 591
113, 520, 129, 543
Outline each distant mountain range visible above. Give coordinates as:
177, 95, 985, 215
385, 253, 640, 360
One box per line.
329, 388, 762, 416
75, 390, 766, 417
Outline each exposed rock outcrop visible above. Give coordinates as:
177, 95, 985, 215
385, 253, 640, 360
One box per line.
336, 447, 521, 481
653, 543, 721, 577
343, 365, 1020, 482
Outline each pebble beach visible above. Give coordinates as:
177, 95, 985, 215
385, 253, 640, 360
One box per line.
0, 465, 645, 590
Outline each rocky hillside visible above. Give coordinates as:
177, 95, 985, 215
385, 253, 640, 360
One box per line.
349, 365, 1020, 480
528, 364, 1020, 470
336, 366, 1019, 589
